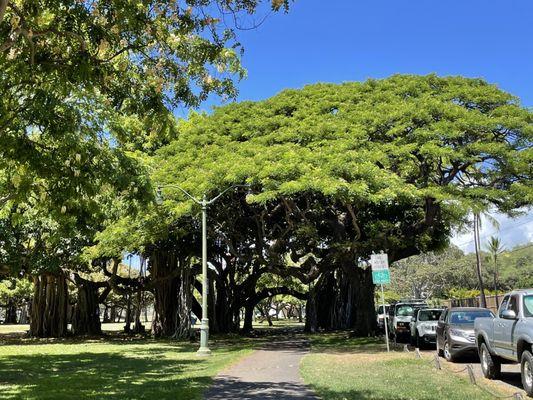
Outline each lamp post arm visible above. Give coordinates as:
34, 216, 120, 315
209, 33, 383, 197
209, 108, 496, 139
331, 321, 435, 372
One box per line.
158, 184, 202, 205
206, 184, 250, 205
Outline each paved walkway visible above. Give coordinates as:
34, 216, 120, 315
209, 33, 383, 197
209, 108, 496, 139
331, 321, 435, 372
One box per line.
204, 337, 319, 400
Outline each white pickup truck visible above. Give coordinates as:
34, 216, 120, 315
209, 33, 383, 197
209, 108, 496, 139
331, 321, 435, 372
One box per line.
474, 289, 533, 397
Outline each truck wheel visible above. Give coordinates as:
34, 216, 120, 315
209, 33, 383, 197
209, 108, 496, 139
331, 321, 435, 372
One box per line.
480, 343, 501, 379
444, 340, 455, 362
521, 350, 533, 396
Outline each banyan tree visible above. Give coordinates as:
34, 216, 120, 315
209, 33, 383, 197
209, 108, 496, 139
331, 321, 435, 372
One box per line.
29, 74, 531, 338
148, 75, 532, 335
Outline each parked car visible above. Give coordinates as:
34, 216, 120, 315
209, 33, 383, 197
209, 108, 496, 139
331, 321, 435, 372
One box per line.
475, 289, 533, 397
409, 308, 443, 348
436, 307, 494, 362
377, 304, 389, 332
388, 299, 428, 342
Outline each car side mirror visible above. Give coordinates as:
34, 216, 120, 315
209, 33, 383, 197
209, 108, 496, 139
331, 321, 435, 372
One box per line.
501, 309, 517, 320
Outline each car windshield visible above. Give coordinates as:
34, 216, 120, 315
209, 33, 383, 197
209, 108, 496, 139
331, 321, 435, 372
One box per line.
523, 295, 533, 317
396, 305, 415, 316
418, 310, 442, 321
449, 310, 493, 324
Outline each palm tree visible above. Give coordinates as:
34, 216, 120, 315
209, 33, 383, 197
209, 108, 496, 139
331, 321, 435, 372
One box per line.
473, 212, 499, 308
485, 236, 505, 308
473, 213, 487, 307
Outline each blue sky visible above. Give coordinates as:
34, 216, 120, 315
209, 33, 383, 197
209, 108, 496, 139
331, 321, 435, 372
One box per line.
212, 0, 533, 107
174, 0, 532, 255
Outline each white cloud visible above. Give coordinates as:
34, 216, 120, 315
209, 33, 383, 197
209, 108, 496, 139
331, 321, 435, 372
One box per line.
451, 210, 533, 254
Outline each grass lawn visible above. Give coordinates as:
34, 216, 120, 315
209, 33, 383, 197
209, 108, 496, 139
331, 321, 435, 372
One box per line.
301, 333, 498, 400
0, 336, 254, 400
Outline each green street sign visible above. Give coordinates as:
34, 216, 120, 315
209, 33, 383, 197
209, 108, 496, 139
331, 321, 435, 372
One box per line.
372, 269, 390, 285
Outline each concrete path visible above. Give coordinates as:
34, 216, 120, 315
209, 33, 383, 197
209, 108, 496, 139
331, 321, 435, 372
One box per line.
204, 337, 319, 400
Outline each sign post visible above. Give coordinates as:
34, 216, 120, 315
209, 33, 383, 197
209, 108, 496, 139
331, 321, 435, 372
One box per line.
371, 252, 390, 352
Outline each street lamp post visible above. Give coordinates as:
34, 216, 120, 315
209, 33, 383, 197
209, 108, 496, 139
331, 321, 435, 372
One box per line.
198, 195, 210, 355
156, 184, 248, 356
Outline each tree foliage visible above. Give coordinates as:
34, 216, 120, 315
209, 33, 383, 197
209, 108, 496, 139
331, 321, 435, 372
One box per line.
154, 75, 532, 259
127, 74, 531, 334
0, 0, 291, 224
390, 243, 533, 300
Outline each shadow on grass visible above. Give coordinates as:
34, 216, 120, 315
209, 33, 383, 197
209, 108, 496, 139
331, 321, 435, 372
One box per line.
0, 350, 212, 400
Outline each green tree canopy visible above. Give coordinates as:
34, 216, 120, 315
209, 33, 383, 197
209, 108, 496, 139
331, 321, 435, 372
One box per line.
0, 0, 290, 215
90, 74, 532, 335
154, 75, 532, 257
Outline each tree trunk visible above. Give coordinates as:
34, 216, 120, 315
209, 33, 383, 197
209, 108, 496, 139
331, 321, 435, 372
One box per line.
206, 275, 218, 333
150, 250, 179, 337
474, 214, 487, 308
213, 279, 241, 334
494, 255, 499, 308
71, 275, 102, 336
265, 307, 273, 326
102, 306, 110, 323
242, 303, 254, 333
174, 261, 192, 339
30, 273, 68, 338
109, 306, 116, 322
308, 263, 376, 336
19, 302, 29, 324
124, 293, 132, 333
132, 289, 145, 334
305, 286, 318, 332
4, 299, 17, 324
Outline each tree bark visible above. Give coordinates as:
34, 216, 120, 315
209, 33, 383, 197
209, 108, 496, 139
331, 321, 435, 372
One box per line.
30, 273, 68, 338
102, 306, 110, 323
124, 293, 132, 333
242, 303, 254, 332
110, 306, 117, 322
308, 262, 376, 336
305, 286, 318, 333
212, 277, 241, 334
19, 302, 29, 324
174, 261, 192, 339
71, 274, 102, 336
4, 299, 17, 324
150, 250, 180, 337
132, 289, 145, 334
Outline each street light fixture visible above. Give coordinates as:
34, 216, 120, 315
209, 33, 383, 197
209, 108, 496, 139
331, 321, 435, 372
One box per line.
156, 183, 250, 356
